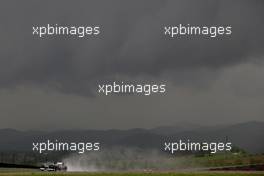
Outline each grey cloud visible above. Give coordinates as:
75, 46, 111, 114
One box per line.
0, 0, 263, 96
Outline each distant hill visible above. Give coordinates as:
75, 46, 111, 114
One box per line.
0, 121, 263, 153
150, 122, 205, 135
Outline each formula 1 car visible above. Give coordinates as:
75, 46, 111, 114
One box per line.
40, 162, 67, 171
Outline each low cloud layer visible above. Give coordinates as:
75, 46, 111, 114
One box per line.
0, 0, 263, 129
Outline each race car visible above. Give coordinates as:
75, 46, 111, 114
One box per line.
40, 162, 67, 171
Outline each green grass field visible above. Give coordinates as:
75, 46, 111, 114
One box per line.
0, 172, 264, 176
0, 154, 263, 176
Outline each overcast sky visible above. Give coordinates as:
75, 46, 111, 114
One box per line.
0, 0, 263, 130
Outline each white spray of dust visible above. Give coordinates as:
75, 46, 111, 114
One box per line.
63, 153, 105, 172
62, 148, 202, 172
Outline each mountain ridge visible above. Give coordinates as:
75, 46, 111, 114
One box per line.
0, 121, 263, 153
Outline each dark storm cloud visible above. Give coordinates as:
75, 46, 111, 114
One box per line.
0, 0, 263, 96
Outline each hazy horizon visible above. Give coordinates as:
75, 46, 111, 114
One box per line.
1, 120, 263, 131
